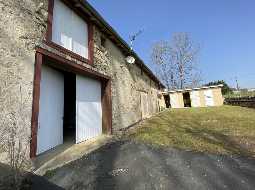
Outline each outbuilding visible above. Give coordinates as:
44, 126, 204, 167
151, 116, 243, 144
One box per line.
163, 85, 224, 108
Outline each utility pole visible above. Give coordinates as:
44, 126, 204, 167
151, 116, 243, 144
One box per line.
235, 76, 240, 90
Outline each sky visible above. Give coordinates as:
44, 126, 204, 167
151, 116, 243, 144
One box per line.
87, 0, 255, 88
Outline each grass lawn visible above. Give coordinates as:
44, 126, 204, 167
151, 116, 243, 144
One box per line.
129, 106, 255, 157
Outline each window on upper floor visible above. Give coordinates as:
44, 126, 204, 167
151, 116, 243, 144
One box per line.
52, 0, 89, 58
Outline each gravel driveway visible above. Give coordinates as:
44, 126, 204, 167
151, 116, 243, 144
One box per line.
45, 140, 255, 190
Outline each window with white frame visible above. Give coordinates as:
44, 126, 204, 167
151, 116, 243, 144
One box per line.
52, 0, 89, 58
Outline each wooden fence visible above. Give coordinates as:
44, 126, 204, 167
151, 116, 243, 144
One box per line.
224, 97, 255, 108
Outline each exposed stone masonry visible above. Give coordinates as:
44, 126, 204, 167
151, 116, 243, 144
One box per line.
0, 0, 49, 162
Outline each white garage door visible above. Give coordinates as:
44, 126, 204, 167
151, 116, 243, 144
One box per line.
204, 90, 214, 106
37, 65, 64, 155
190, 91, 201, 107
76, 75, 102, 144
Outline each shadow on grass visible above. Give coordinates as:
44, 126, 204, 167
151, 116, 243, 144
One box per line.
181, 126, 254, 157
135, 110, 255, 157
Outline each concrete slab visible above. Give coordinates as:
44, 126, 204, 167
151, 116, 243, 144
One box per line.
33, 135, 113, 176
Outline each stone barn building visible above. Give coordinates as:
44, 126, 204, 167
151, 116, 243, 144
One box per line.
0, 0, 164, 159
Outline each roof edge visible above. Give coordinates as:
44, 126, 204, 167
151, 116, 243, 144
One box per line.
163, 84, 224, 94
76, 0, 165, 88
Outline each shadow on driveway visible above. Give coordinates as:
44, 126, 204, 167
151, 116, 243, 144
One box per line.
0, 164, 64, 190
44, 140, 255, 190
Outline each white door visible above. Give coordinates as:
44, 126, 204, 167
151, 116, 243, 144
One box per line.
170, 93, 180, 108
37, 65, 64, 155
204, 90, 214, 106
76, 75, 102, 144
141, 92, 150, 119
190, 91, 201, 107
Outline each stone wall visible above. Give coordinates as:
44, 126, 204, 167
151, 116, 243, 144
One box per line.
225, 97, 255, 109
93, 27, 159, 131
0, 0, 49, 161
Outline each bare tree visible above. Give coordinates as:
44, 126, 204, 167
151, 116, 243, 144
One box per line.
151, 41, 172, 89
151, 33, 201, 89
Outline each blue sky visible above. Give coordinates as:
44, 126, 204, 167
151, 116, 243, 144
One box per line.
88, 0, 255, 88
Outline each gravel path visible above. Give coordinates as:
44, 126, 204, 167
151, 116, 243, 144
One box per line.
45, 140, 255, 190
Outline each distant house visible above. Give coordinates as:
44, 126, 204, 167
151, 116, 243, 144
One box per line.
0, 0, 164, 159
232, 90, 241, 94
162, 85, 224, 108
248, 88, 255, 92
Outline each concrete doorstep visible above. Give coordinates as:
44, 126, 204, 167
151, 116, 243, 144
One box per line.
33, 135, 113, 176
